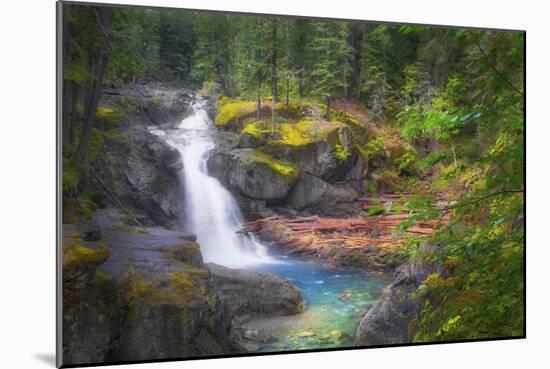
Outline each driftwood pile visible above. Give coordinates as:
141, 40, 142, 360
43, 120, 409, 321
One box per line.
240, 194, 450, 252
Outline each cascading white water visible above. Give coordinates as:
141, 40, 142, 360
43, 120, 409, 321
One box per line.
150, 98, 272, 268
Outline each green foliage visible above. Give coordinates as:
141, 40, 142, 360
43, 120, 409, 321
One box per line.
396, 31, 525, 341
418, 151, 449, 170
310, 21, 352, 116
367, 206, 385, 217
362, 137, 385, 160
333, 144, 351, 161
394, 148, 418, 173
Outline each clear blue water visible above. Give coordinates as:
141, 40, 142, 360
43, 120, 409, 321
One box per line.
248, 256, 391, 351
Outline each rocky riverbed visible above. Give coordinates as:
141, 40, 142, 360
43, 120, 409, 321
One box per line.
62, 82, 443, 365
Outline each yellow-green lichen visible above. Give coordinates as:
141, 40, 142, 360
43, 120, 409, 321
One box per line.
247, 150, 299, 180
96, 107, 125, 124
164, 242, 202, 265
216, 98, 304, 127
170, 271, 195, 295
215, 99, 257, 126
63, 242, 110, 271
93, 270, 114, 284
243, 119, 344, 147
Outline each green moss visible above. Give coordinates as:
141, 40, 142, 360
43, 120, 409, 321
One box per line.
63, 242, 110, 272
332, 110, 372, 145
215, 99, 256, 126
96, 107, 125, 124
92, 270, 114, 286
75, 199, 97, 220
163, 242, 202, 265
243, 119, 343, 147
246, 150, 299, 180
170, 271, 195, 296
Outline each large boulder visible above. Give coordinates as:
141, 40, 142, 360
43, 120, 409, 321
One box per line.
354, 256, 447, 346
239, 120, 356, 183
285, 173, 358, 213
99, 82, 195, 128
208, 148, 299, 202
61, 215, 232, 366
207, 263, 306, 319
93, 128, 183, 229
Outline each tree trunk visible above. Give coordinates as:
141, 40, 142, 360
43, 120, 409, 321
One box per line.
326, 96, 331, 120
75, 8, 112, 166
285, 20, 290, 109
62, 4, 69, 142
270, 19, 278, 102
256, 73, 261, 120
69, 81, 79, 144
298, 68, 303, 98
342, 61, 348, 118
271, 99, 275, 135
256, 17, 262, 120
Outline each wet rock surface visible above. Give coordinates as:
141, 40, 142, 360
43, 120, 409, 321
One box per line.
208, 148, 299, 202
93, 127, 183, 229
354, 253, 447, 346
207, 263, 306, 319
62, 209, 232, 365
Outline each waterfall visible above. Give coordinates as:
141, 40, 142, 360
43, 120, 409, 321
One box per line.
150, 97, 272, 268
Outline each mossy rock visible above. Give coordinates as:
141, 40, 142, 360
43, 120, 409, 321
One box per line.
63, 242, 110, 283
63, 198, 98, 224
245, 150, 299, 182
96, 107, 125, 125
242, 119, 345, 148
215, 99, 257, 127
208, 148, 300, 201
164, 242, 204, 267
216, 98, 303, 130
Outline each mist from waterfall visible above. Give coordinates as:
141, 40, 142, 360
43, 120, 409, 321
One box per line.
150, 97, 272, 268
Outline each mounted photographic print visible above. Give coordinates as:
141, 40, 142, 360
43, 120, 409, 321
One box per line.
57, 1, 525, 367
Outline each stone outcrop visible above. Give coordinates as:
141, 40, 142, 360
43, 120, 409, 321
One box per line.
207, 263, 306, 319
100, 82, 195, 128
354, 254, 447, 346
208, 148, 299, 202
93, 128, 183, 229
285, 173, 358, 213
61, 211, 232, 366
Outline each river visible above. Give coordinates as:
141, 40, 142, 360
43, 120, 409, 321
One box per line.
150, 97, 390, 351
